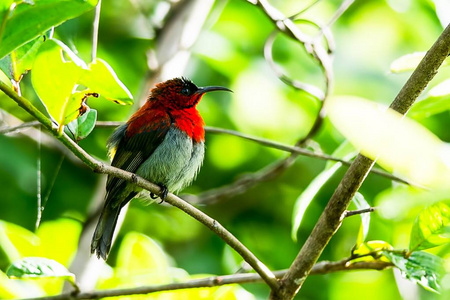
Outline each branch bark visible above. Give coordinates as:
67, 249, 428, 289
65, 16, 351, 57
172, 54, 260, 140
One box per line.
20, 259, 393, 300
270, 23, 450, 300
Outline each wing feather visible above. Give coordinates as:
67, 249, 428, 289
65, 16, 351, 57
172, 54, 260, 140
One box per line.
105, 112, 171, 208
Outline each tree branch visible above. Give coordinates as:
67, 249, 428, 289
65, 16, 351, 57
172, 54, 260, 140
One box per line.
0, 80, 279, 292
344, 207, 375, 218
0, 120, 415, 186
19, 259, 393, 300
270, 23, 450, 300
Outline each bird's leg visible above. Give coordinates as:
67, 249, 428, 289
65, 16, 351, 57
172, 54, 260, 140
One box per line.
150, 184, 168, 203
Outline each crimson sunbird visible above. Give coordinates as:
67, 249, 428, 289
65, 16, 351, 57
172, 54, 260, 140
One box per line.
91, 77, 231, 260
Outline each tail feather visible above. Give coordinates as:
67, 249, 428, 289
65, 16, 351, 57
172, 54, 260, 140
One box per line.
91, 205, 121, 260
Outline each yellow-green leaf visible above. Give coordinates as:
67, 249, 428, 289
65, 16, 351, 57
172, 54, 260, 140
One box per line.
31, 38, 86, 130
0, 35, 45, 81
328, 96, 450, 188
80, 58, 133, 105
353, 240, 393, 258
353, 192, 371, 246
115, 232, 171, 284
409, 201, 450, 252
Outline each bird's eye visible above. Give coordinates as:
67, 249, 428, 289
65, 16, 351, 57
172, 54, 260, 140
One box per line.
181, 87, 191, 95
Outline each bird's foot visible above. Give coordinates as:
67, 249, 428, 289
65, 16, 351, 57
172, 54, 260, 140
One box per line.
150, 184, 168, 203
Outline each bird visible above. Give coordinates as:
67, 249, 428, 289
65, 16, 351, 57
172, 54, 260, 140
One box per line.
91, 77, 231, 260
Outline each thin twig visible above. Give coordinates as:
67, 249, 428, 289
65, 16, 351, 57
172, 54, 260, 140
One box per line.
271, 23, 450, 300
19, 259, 393, 300
229, 0, 336, 207
91, 0, 101, 62
321, 0, 355, 32
0, 80, 279, 292
344, 207, 375, 218
0, 121, 415, 186
0, 120, 40, 134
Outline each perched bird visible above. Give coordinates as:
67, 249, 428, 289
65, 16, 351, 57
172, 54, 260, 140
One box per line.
91, 77, 231, 260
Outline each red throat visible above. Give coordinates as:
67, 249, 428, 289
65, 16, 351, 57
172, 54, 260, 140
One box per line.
126, 102, 205, 143
171, 108, 205, 143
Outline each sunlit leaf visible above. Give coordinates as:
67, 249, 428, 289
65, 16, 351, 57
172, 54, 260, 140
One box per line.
80, 58, 133, 105
375, 186, 450, 220
383, 251, 444, 293
31, 38, 86, 131
6, 257, 75, 284
116, 232, 171, 284
390, 52, 450, 73
35, 219, 82, 267
353, 192, 371, 246
409, 79, 450, 118
0, 221, 39, 263
0, 269, 45, 299
62, 91, 89, 126
352, 240, 393, 259
65, 107, 97, 142
409, 201, 450, 252
0, 35, 45, 81
0, 0, 98, 59
328, 96, 450, 188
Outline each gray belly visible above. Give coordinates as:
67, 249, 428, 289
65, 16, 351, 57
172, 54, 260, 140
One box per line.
136, 126, 205, 193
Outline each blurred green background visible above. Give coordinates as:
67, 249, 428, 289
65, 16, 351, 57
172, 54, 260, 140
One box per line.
0, 0, 449, 299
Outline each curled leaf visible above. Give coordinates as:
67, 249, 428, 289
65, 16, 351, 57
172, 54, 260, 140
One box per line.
7, 257, 75, 284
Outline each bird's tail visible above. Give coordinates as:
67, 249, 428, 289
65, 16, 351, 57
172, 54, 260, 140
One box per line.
91, 204, 121, 260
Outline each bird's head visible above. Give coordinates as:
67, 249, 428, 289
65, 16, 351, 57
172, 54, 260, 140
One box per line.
149, 77, 231, 110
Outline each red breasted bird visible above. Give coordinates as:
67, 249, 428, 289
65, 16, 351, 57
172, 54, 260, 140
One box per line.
91, 77, 231, 260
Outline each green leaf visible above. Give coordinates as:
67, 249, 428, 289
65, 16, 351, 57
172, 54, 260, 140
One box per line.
409, 201, 450, 252
390, 52, 450, 73
353, 192, 371, 246
383, 251, 444, 293
0, 0, 98, 60
6, 257, 75, 284
31, 38, 86, 130
328, 96, 450, 188
80, 58, 133, 105
65, 107, 97, 142
409, 79, 450, 118
0, 34, 45, 81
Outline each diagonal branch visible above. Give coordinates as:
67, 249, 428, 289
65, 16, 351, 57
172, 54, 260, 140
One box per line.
271, 23, 450, 300
0, 80, 279, 292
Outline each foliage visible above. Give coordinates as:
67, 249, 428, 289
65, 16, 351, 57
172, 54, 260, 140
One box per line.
0, 0, 449, 299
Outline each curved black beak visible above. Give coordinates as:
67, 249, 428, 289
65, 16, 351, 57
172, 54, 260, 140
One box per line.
195, 86, 233, 95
